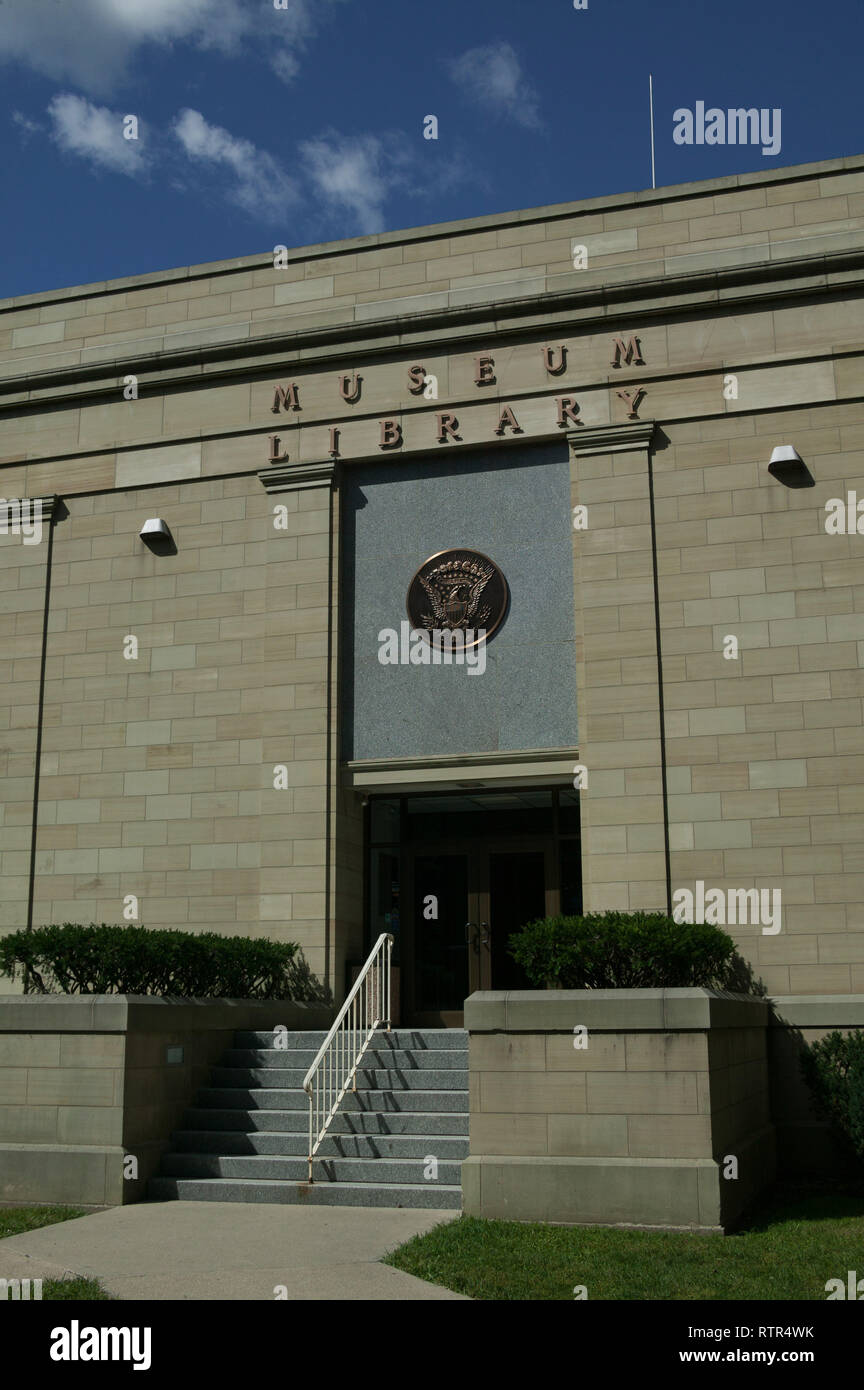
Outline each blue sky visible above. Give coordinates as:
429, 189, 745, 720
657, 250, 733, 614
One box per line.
1, 0, 861, 298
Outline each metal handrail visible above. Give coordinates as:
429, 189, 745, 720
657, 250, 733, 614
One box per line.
302, 932, 394, 1182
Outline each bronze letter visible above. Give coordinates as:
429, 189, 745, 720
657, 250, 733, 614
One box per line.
271, 383, 301, 413
494, 406, 522, 436
267, 435, 289, 462
329, 427, 340, 457
543, 345, 567, 375
380, 419, 403, 449
339, 373, 363, 403
474, 355, 496, 386
407, 364, 427, 394
610, 335, 644, 368
556, 397, 582, 427
436, 413, 461, 443
616, 387, 646, 419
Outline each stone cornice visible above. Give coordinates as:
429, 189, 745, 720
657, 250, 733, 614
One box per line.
1, 152, 861, 316
342, 748, 580, 792
567, 421, 656, 456
464, 989, 772, 1033
257, 461, 337, 493
0, 246, 861, 409
345, 747, 579, 773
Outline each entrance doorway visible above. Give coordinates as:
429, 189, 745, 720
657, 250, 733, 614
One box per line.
410, 846, 548, 1025
364, 788, 582, 1026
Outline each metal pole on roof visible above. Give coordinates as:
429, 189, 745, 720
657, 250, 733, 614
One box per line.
649, 74, 656, 189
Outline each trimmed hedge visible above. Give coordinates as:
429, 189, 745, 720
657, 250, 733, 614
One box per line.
800, 1030, 864, 1163
508, 910, 737, 989
0, 923, 304, 999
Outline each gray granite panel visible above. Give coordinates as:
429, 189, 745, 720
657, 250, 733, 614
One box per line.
341, 442, 578, 759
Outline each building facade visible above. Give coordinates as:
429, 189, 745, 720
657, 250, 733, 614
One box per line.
1, 153, 863, 1046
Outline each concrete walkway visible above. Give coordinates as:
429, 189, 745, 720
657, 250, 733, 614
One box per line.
0, 1202, 468, 1300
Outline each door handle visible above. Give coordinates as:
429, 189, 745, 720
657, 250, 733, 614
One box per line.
479, 922, 490, 946
465, 922, 483, 953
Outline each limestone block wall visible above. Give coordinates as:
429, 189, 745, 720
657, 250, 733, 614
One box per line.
0, 157, 861, 400
569, 422, 668, 913
656, 400, 864, 998
463, 989, 775, 1231
571, 397, 864, 995
0, 995, 333, 1206
0, 509, 48, 937
0, 157, 859, 498
0, 470, 337, 992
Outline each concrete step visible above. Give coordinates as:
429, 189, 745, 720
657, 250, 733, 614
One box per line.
233, 1029, 465, 1050
194, 1087, 307, 1111
158, 1153, 464, 1184
208, 1068, 315, 1088
181, 1107, 469, 1136
208, 1066, 467, 1090
154, 1026, 469, 1209
181, 1107, 309, 1132
147, 1177, 462, 1210
169, 1130, 470, 1159
195, 1085, 469, 1111
233, 1031, 330, 1049
219, 1047, 468, 1071
331, 1109, 469, 1135
354, 1068, 467, 1091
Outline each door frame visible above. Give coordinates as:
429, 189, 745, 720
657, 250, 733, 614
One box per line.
476, 843, 556, 991
403, 847, 479, 1029
404, 833, 559, 1027
362, 785, 582, 1028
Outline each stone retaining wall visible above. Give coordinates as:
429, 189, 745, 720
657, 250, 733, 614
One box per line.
462, 988, 776, 1231
0, 995, 333, 1206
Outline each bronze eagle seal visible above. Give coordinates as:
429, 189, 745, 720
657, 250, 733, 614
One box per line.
406, 549, 508, 650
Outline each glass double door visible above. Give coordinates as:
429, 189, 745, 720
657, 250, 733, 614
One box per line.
407, 842, 552, 1026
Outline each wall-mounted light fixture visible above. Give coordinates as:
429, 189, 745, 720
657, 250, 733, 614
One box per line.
768, 445, 814, 489
139, 518, 172, 541
139, 517, 177, 553
769, 446, 803, 467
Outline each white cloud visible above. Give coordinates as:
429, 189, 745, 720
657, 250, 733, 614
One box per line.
11, 110, 43, 139
448, 41, 541, 129
172, 108, 298, 219
299, 132, 416, 235
16, 90, 474, 236
270, 48, 301, 84
47, 93, 147, 176
0, 0, 335, 94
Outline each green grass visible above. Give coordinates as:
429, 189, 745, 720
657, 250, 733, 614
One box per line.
41, 1277, 114, 1300
384, 1186, 864, 1300
0, 1204, 91, 1240
0, 1206, 113, 1300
